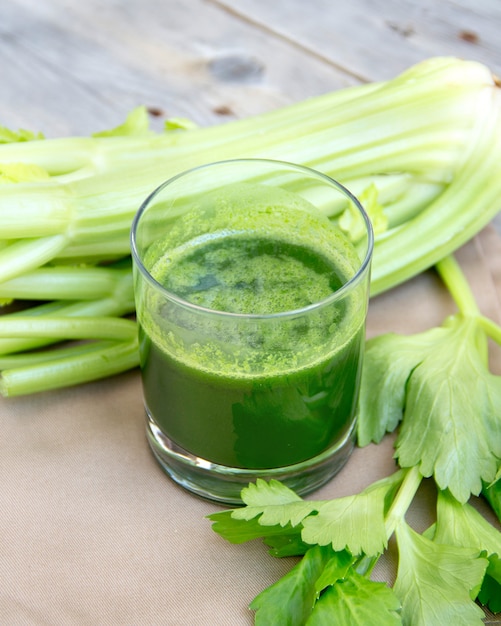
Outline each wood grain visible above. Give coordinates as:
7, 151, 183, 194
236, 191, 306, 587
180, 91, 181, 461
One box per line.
0, 0, 358, 136
215, 0, 501, 80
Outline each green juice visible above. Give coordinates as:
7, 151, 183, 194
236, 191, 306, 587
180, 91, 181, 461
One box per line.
137, 196, 366, 470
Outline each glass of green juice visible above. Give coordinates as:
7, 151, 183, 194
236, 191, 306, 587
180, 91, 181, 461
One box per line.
131, 159, 373, 504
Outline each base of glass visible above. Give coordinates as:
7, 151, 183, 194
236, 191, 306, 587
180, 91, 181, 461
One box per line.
146, 411, 356, 505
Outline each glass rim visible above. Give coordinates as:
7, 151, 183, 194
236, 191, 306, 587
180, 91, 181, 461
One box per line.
130, 158, 374, 320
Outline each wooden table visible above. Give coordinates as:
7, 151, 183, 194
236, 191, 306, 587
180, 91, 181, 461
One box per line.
1, 1, 500, 624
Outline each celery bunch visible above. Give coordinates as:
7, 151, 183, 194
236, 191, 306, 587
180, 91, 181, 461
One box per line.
1, 56, 500, 395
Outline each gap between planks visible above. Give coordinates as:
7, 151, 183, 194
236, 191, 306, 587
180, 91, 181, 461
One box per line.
205, 0, 371, 84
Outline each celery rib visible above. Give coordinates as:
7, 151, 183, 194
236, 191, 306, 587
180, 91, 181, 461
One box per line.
0, 235, 68, 283
0, 184, 72, 238
437, 254, 501, 346
384, 467, 423, 539
0, 340, 117, 369
0, 316, 137, 341
478, 315, 501, 346
435, 255, 480, 316
370, 87, 501, 295
0, 265, 132, 301
0, 338, 139, 397
0, 293, 135, 356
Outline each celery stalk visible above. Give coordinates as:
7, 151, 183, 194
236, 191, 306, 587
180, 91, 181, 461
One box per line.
0, 264, 132, 301
0, 235, 68, 283
0, 286, 135, 355
0, 340, 117, 369
0, 338, 139, 396
370, 85, 501, 294
0, 316, 137, 341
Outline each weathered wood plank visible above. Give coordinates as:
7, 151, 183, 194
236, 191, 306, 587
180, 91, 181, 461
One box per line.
215, 0, 501, 80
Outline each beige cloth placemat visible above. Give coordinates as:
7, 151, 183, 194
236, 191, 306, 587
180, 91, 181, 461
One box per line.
1, 228, 500, 625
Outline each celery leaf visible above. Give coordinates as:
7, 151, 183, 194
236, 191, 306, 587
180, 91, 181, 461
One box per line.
249, 545, 334, 626
209, 510, 310, 558
306, 571, 402, 625
434, 490, 501, 558
207, 509, 300, 545
477, 555, 501, 613
0, 162, 50, 184
231, 479, 321, 527
339, 183, 388, 243
359, 183, 388, 236
434, 489, 501, 612
92, 106, 151, 137
213, 474, 403, 558
164, 117, 198, 131
207, 481, 314, 550
359, 314, 501, 503
313, 549, 354, 592
0, 125, 44, 143
241, 478, 303, 507
396, 316, 501, 502
394, 520, 488, 626
263, 532, 311, 557
358, 326, 444, 446
483, 478, 501, 523
300, 476, 399, 556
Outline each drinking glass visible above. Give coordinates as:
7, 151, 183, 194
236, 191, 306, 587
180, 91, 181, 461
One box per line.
131, 159, 373, 504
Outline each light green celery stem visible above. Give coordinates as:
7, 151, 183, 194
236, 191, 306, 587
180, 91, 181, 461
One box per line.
379, 181, 446, 229
281, 119, 469, 182
435, 255, 480, 316
384, 467, 423, 539
0, 82, 381, 175
355, 467, 422, 577
0, 338, 139, 397
0, 340, 116, 369
355, 468, 420, 577
0, 301, 78, 355
24, 56, 479, 177
0, 265, 132, 301
74, 97, 478, 186
47, 112, 465, 247
57, 173, 444, 262
108, 57, 492, 173
0, 316, 137, 341
0, 137, 109, 175
478, 315, 501, 345
0, 288, 135, 355
0, 235, 68, 283
370, 86, 501, 295
319, 174, 445, 228
52, 240, 132, 262
351, 470, 424, 579
436, 256, 501, 345
0, 184, 72, 238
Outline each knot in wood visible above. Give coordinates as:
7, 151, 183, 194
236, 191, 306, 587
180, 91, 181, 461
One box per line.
208, 53, 264, 83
